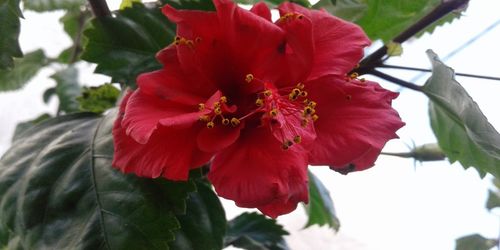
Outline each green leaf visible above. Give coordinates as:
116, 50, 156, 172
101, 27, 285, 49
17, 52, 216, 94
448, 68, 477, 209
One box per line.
81, 3, 175, 88
161, 0, 215, 10
51, 66, 82, 113
0, 49, 46, 91
57, 10, 91, 63
455, 234, 497, 250
224, 212, 289, 250
313, 0, 464, 42
11, 113, 51, 142
120, 0, 141, 10
486, 190, 500, 210
0, 111, 195, 249
304, 171, 340, 231
43, 87, 56, 103
77, 83, 120, 114
23, 0, 84, 11
423, 50, 500, 178
170, 181, 226, 250
0, 0, 23, 69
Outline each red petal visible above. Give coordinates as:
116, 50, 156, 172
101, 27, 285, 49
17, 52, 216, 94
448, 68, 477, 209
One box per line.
197, 125, 241, 152
279, 3, 371, 80
306, 76, 404, 172
250, 2, 272, 21
208, 127, 309, 218
121, 90, 198, 144
113, 93, 211, 180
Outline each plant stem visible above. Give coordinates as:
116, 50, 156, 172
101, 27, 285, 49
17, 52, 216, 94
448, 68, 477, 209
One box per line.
69, 10, 88, 64
88, 0, 111, 18
378, 64, 500, 81
357, 0, 469, 74
368, 69, 423, 92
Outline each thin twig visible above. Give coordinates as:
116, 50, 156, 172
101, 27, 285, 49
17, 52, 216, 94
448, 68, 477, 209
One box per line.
379, 64, 500, 81
357, 0, 469, 74
69, 10, 88, 64
88, 0, 111, 18
368, 69, 423, 92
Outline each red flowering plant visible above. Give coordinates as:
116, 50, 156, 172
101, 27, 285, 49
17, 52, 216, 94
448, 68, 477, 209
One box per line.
112, 0, 404, 218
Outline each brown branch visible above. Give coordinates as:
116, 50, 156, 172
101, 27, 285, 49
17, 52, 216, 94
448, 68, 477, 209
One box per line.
88, 0, 111, 18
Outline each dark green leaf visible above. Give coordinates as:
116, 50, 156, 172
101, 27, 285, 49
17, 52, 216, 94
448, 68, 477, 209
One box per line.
225, 212, 289, 250
313, 0, 464, 42
170, 181, 226, 250
11, 113, 51, 142
82, 3, 175, 88
77, 83, 120, 114
304, 171, 340, 231
161, 0, 215, 10
51, 66, 81, 113
0, 0, 23, 69
0, 111, 195, 249
0, 49, 46, 91
455, 234, 497, 250
23, 0, 84, 11
486, 190, 500, 210
43, 87, 56, 103
423, 50, 500, 178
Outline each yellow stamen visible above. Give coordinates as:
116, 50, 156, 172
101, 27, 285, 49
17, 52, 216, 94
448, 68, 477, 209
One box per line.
230, 118, 240, 127
304, 106, 315, 115
301, 119, 308, 127
198, 103, 205, 111
214, 107, 222, 115
350, 72, 359, 79
282, 140, 293, 150
264, 90, 272, 97
206, 121, 215, 129
293, 135, 302, 144
312, 114, 319, 122
270, 109, 278, 117
245, 74, 254, 83
289, 93, 298, 101
297, 83, 305, 89
308, 101, 317, 108
220, 96, 227, 103
199, 115, 209, 122
255, 98, 263, 107
222, 118, 230, 126
300, 91, 308, 97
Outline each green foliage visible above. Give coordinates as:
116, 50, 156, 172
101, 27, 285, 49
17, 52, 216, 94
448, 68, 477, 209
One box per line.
161, 0, 215, 10
0, 0, 23, 69
77, 84, 120, 114
81, 3, 175, 88
51, 66, 81, 113
486, 190, 500, 210
0, 49, 46, 91
314, 0, 464, 42
455, 234, 497, 250
0, 112, 198, 249
225, 212, 289, 250
170, 181, 226, 250
58, 10, 91, 63
304, 171, 340, 231
23, 0, 84, 12
423, 50, 500, 178
11, 113, 51, 142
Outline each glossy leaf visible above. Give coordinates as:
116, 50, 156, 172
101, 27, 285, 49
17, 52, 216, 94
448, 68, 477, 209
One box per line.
0, 111, 195, 249
170, 181, 226, 250
81, 3, 175, 88
455, 234, 497, 250
314, 0, 464, 42
23, 0, 84, 11
304, 171, 340, 231
0, 49, 46, 91
423, 50, 500, 178
51, 67, 81, 113
0, 0, 23, 69
77, 84, 120, 114
11, 113, 51, 142
225, 212, 289, 250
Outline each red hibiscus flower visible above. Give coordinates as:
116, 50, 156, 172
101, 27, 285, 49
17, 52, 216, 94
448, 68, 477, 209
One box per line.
112, 0, 404, 218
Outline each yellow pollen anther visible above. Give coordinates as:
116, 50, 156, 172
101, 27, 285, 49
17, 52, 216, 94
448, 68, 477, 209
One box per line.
175, 36, 181, 41
255, 98, 263, 107
301, 119, 308, 127
350, 72, 359, 79
186, 40, 194, 47
222, 118, 230, 125
270, 109, 278, 117
303, 99, 309, 104
213, 102, 220, 108
198, 103, 205, 111
220, 96, 227, 103
297, 83, 305, 89
304, 106, 314, 115
282, 140, 293, 150
230, 118, 240, 127
207, 121, 215, 128
199, 115, 209, 122
264, 90, 272, 97
214, 107, 222, 115
312, 114, 319, 122
300, 91, 308, 97
289, 93, 298, 101
308, 101, 317, 108
293, 136, 302, 144
245, 74, 254, 83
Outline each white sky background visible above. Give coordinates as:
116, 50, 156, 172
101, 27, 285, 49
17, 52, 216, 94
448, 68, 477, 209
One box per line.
0, 0, 499, 249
